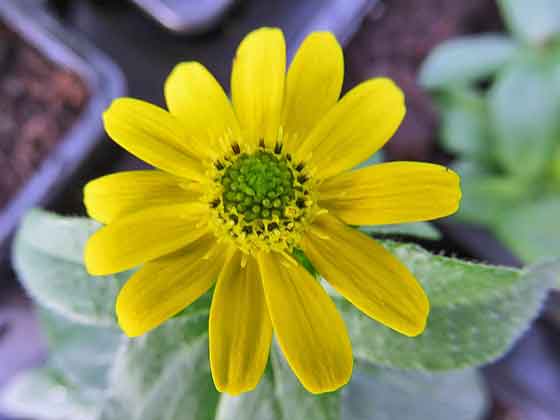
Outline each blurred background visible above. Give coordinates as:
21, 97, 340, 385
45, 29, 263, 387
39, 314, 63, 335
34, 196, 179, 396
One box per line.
0, 0, 559, 419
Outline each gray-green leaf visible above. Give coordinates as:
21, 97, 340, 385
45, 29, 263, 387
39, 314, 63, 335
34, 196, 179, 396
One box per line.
495, 198, 560, 263
451, 160, 530, 226
13, 210, 127, 326
489, 55, 560, 178
0, 368, 99, 420
216, 349, 488, 420
0, 308, 121, 420
216, 345, 340, 420
498, 0, 560, 45
335, 240, 552, 371
342, 363, 487, 420
419, 34, 518, 89
359, 223, 441, 241
39, 307, 121, 391
6, 211, 552, 420
99, 314, 218, 420
354, 151, 384, 170
437, 89, 488, 159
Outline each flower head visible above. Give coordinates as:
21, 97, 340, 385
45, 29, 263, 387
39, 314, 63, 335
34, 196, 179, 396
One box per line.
84, 28, 461, 395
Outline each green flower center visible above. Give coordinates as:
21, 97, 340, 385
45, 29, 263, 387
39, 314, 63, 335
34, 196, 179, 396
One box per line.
209, 146, 316, 255
221, 151, 295, 222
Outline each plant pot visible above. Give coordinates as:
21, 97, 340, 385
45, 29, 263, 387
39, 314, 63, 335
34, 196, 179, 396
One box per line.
129, 0, 239, 34
55, 0, 376, 94
0, 0, 125, 263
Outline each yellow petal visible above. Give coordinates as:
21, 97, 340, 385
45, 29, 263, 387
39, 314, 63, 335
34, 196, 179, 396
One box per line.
84, 170, 202, 224
210, 252, 272, 395
103, 98, 205, 180
319, 162, 461, 225
84, 203, 208, 276
116, 234, 226, 337
282, 32, 343, 155
295, 78, 405, 179
257, 251, 352, 394
164, 62, 242, 157
231, 27, 286, 149
301, 213, 429, 337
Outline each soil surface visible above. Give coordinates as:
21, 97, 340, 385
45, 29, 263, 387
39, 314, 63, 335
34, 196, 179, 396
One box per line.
346, 0, 502, 161
0, 21, 89, 210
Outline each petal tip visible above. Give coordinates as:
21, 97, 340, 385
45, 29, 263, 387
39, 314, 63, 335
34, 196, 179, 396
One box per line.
170, 60, 203, 74
239, 27, 285, 49
210, 362, 262, 395
165, 61, 207, 94
402, 320, 428, 338
307, 30, 339, 42
213, 381, 259, 396
402, 296, 430, 337
115, 292, 146, 338
301, 358, 353, 394
83, 236, 102, 276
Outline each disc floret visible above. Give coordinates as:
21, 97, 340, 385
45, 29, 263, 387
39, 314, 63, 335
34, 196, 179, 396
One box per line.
209, 147, 316, 254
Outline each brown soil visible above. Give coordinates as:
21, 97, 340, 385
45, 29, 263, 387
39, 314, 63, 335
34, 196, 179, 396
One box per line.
0, 21, 89, 210
345, 0, 502, 161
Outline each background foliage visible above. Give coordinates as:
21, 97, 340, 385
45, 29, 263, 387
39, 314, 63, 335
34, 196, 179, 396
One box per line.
419, 0, 560, 263
2, 210, 559, 419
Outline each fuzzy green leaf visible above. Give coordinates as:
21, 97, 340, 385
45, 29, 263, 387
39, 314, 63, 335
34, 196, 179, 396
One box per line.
359, 223, 441, 240
216, 345, 340, 420
343, 362, 487, 420
0, 368, 99, 420
38, 308, 121, 391
5, 211, 552, 420
99, 314, 218, 420
334, 240, 552, 371
451, 160, 530, 226
0, 309, 121, 420
489, 55, 560, 178
354, 151, 384, 170
13, 210, 127, 326
437, 90, 488, 159
498, 0, 560, 44
419, 35, 518, 89
216, 349, 488, 420
495, 198, 560, 263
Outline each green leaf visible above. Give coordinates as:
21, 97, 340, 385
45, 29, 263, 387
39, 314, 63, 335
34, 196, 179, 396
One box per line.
451, 160, 530, 226
498, 0, 560, 45
13, 210, 127, 326
437, 89, 488, 159
216, 345, 340, 420
101, 317, 339, 420
215, 369, 279, 420
552, 143, 560, 186
99, 314, 218, 420
0, 309, 121, 420
342, 363, 488, 420
354, 151, 384, 170
5, 211, 551, 419
38, 308, 121, 391
489, 55, 560, 178
419, 34, 518, 89
359, 223, 441, 240
495, 198, 560, 263
0, 368, 99, 420
216, 349, 488, 420
334, 240, 552, 371
293, 248, 319, 277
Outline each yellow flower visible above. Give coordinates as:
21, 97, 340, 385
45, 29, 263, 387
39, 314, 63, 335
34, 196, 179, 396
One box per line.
83, 28, 461, 395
